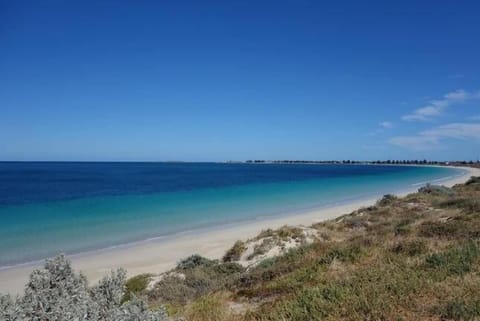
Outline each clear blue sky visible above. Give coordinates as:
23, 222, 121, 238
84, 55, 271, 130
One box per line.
1, 0, 480, 161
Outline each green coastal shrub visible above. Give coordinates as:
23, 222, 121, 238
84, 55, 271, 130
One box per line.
0, 255, 167, 321
438, 197, 480, 213
276, 226, 304, 240
149, 256, 244, 305
223, 240, 247, 262
465, 176, 480, 185
186, 293, 228, 321
391, 239, 427, 256
150, 274, 195, 305
343, 216, 368, 230
394, 219, 413, 236
123, 273, 152, 302
318, 244, 364, 265
425, 242, 480, 276
377, 194, 398, 206
177, 254, 217, 270
418, 184, 454, 196
435, 299, 480, 320
418, 220, 467, 239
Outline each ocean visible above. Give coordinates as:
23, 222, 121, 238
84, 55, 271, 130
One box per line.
0, 162, 463, 267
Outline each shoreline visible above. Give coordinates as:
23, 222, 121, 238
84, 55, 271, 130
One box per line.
1, 166, 478, 294
1, 165, 464, 271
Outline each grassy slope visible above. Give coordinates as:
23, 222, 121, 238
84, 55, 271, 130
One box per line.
130, 177, 480, 321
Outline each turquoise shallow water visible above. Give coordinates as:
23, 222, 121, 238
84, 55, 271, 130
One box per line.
0, 163, 463, 267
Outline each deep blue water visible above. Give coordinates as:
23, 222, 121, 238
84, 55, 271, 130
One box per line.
0, 162, 463, 267
0, 162, 432, 206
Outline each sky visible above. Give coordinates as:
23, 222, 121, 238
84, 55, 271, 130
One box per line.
1, 0, 480, 161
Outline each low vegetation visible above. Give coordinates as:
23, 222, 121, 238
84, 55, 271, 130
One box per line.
148, 255, 245, 308
123, 273, 152, 302
0, 255, 167, 321
3, 176, 480, 320
223, 241, 248, 262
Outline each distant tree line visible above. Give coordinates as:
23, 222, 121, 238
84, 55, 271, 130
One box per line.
245, 159, 480, 166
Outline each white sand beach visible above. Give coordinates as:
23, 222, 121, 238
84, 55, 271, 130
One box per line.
1, 166, 479, 295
